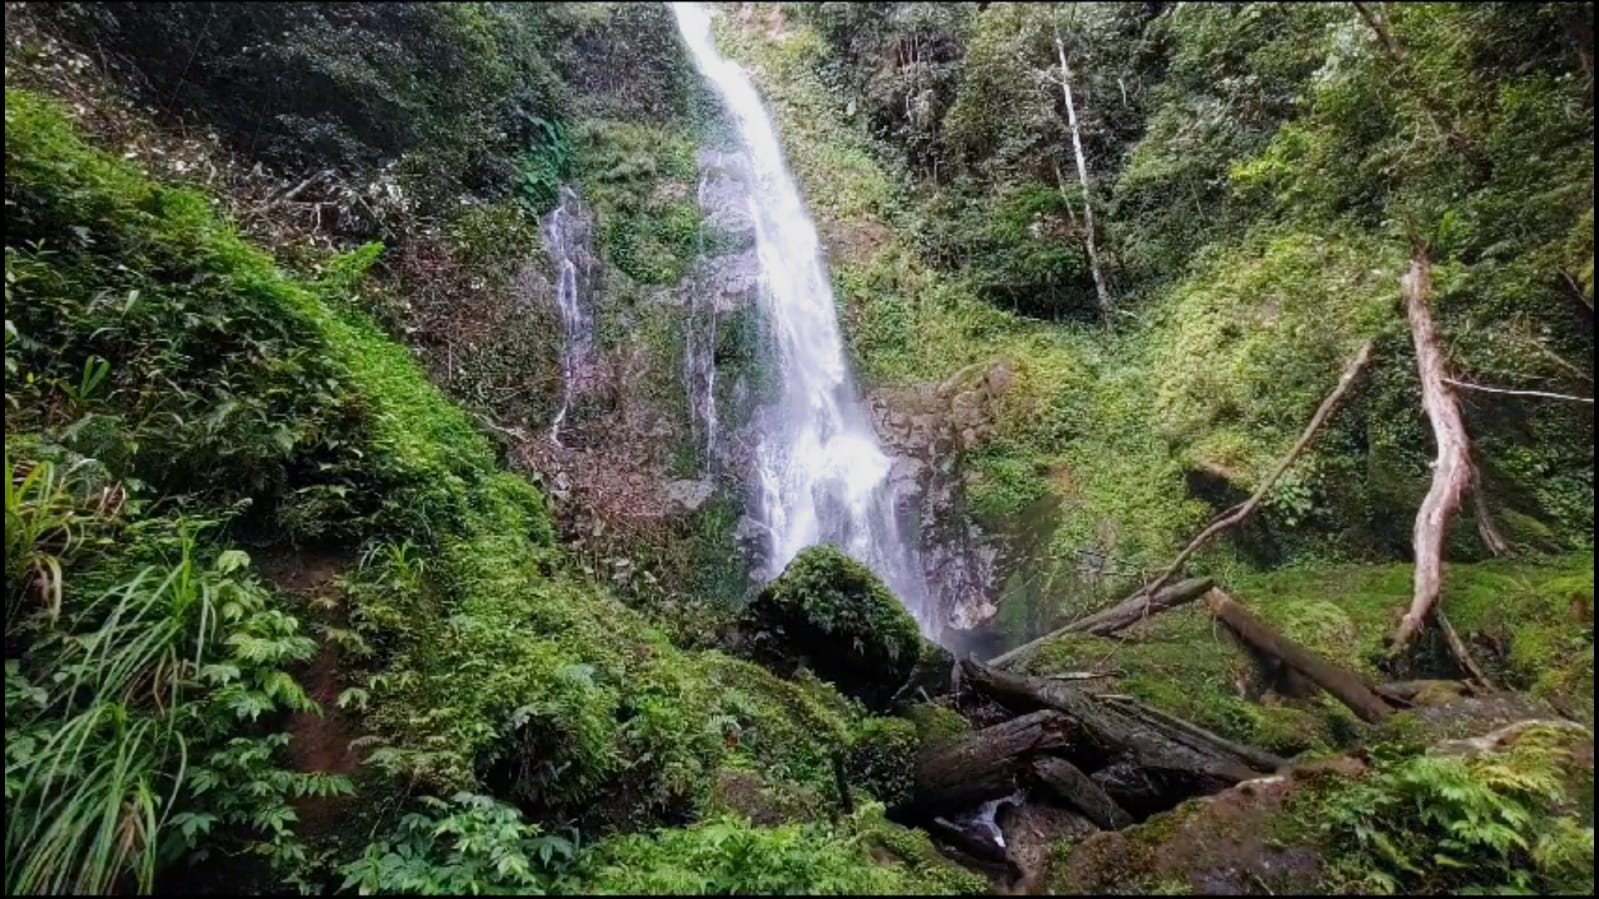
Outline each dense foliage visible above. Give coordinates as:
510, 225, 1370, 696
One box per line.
4, 1, 1593, 895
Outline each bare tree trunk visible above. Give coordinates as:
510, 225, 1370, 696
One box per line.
1203, 589, 1394, 724
1054, 26, 1110, 315
1392, 249, 1477, 652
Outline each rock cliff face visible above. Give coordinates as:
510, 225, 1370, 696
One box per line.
869, 361, 1020, 636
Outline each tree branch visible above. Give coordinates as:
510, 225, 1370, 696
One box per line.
1442, 377, 1594, 404
1139, 340, 1376, 599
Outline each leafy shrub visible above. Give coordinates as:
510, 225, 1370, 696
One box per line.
5, 527, 346, 894
338, 793, 576, 896
1317, 726, 1594, 894
574, 813, 969, 895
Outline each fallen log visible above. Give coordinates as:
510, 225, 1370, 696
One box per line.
959, 659, 1258, 785
1032, 756, 1133, 830
1203, 590, 1393, 724
1068, 577, 1215, 638
902, 710, 1071, 819
988, 577, 1214, 670
1101, 695, 1287, 773
1372, 679, 1475, 706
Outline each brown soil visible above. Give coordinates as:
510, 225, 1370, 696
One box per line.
256, 547, 361, 836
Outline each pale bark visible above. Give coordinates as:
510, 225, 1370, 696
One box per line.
1054, 26, 1110, 314
1392, 250, 1476, 652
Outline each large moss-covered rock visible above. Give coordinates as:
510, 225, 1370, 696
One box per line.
738, 546, 922, 708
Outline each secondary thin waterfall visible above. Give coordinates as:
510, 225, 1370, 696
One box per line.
683, 162, 722, 464
672, 3, 934, 632
545, 186, 597, 445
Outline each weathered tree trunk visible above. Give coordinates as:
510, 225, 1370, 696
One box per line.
1203, 590, 1393, 723
1031, 756, 1133, 830
1101, 695, 1286, 773
1054, 26, 1110, 315
903, 710, 1071, 818
959, 660, 1259, 785
1065, 576, 1215, 637
1392, 249, 1476, 652
1140, 340, 1376, 599
987, 578, 1214, 670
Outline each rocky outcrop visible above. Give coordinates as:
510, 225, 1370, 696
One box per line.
868, 360, 1019, 636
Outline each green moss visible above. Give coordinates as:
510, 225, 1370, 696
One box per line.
844, 717, 919, 807
572, 119, 703, 286
740, 546, 922, 708
904, 703, 972, 751
854, 803, 989, 895
574, 807, 981, 895
1025, 555, 1595, 753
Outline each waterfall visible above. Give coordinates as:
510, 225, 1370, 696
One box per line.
683, 163, 722, 465
544, 185, 597, 445
672, 3, 935, 633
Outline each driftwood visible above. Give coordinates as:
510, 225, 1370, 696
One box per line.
1140, 340, 1376, 600
1031, 756, 1132, 830
1101, 695, 1286, 773
903, 710, 1071, 818
1392, 249, 1478, 652
988, 577, 1214, 670
959, 660, 1258, 785
1203, 590, 1393, 724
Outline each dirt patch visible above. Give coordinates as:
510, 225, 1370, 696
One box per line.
256, 547, 362, 836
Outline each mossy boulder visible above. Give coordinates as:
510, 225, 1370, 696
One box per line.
738, 546, 922, 708
845, 717, 920, 807
904, 702, 973, 751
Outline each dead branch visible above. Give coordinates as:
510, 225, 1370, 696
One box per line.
1442, 377, 1594, 404
1140, 340, 1376, 599
1435, 608, 1496, 691
986, 577, 1214, 670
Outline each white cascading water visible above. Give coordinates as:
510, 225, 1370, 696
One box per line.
672, 2, 935, 633
545, 185, 597, 445
683, 162, 722, 464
